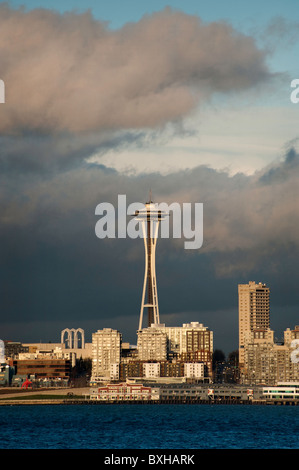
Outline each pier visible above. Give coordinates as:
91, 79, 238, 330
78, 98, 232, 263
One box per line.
0, 397, 298, 406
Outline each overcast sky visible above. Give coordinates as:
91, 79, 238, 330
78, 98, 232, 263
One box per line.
0, 1, 298, 354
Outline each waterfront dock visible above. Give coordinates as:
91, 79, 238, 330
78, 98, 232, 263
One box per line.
0, 396, 298, 406
1, 385, 298, 406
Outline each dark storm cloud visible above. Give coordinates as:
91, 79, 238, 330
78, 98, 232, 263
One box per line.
0, 147, 298, 350
259, 144, 299, 184
0, 5, 296, 351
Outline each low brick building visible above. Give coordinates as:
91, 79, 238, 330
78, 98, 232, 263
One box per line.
13, 359, 71, 379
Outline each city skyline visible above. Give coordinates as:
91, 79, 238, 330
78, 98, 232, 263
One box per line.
0, 1, 298, 355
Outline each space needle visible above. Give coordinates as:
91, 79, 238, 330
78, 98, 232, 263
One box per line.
134, 194, 168, 330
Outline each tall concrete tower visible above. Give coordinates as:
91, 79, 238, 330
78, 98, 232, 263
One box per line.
134, 196, 167, 330
238, 281, 270, 367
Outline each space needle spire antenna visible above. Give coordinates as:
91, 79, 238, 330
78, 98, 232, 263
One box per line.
134, 193, 168, 330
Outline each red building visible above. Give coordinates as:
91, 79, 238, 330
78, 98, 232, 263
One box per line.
96, 382, 159, 401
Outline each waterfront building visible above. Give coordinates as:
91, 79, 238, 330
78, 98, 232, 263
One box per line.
91, 328, 122, 382
242, 326, 299, 385
137, 326, 167, 361
184, 362, 204, 379
94, 382, 160, 401
138, 322, 212, 356
136, 322, 213, 378
165, 322, 213, 357
159, 360, 185, 379
119, 360, 144, 380
238, 281, 270, 369
118, 359, 209, 382
155, 384, 263, 402
91, 383, 268, 402
21, 342, 92, 367
143, 362, 160, 379
0, 363, 13, 386
12, 359, 71, 379
110, 363, 120, 381
262, 382, 299, 400
284, 325, 299, 345
4, 341, 29, 359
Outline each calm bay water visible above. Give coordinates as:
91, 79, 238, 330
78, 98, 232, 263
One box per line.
0, 404, 298, 449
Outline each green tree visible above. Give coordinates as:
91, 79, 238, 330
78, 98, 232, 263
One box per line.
70, 358, 92, 387
212, 349, 225, 370
227, 350, 239, 366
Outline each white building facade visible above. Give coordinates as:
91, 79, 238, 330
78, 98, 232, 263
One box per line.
184, 362, 204, 379
137, 327, 167, 361
242, 326, 299, 385
137, 322, 212, 358
91, 328, 122, 382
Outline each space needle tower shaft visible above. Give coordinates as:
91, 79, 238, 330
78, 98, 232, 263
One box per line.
134, 196, 167, 330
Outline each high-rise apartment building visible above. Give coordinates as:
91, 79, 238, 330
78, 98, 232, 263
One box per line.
91, 328, 122, 381
242, 326, 299, 385
284, 325, 299, 346
137, 322, 212, 358
137, 327, 167, 361
136, 322, 213, 378
164, 322, 212, 357
238, 281, 270, 368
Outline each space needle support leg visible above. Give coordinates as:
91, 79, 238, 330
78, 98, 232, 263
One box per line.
139, 220, 148, 331
151, 220, 160, 325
